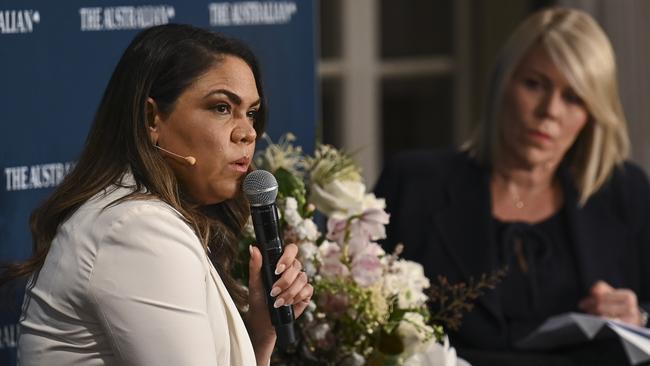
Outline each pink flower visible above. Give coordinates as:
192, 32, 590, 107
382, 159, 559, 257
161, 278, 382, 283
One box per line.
347, 233, 371, 259
351, 251, 383, 287
357, 208, 390, 241
326, 216, 348, 245
362, 242, 386, 257
325, 209, 390, 261
346, 209, 389, 257
319, 240, 349, 278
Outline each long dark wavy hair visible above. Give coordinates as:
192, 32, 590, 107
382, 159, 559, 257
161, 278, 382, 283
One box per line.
1, 23, 266, 309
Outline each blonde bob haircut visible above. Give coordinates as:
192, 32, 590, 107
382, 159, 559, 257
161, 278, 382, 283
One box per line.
466, 7, 630, 205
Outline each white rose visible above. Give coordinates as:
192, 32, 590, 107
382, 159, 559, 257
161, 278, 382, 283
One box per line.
362, 192, 386, 212
309, 180, 367, 216
403, 337, 465, 366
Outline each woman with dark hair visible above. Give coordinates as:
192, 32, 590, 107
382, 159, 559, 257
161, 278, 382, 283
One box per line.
2, 24, 312, 365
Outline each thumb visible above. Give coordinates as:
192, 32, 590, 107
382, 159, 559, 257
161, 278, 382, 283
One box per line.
592, 280, 614, 296
248, 245, 264, 291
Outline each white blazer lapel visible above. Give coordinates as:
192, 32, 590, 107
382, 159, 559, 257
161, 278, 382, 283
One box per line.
207, 261, 257, 366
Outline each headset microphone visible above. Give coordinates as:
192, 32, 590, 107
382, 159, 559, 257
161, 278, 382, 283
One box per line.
155, 145, 197, 166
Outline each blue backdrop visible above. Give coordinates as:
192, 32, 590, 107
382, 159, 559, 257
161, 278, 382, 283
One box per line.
0, 1, 317, 363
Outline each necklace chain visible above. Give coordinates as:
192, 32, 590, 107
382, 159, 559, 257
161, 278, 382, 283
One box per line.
494, 165, 557, 210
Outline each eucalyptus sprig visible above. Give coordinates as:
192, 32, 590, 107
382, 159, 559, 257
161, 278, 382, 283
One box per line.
428, 268, 507, 331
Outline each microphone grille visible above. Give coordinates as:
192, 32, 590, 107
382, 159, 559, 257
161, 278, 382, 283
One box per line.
243, 170, 278, 206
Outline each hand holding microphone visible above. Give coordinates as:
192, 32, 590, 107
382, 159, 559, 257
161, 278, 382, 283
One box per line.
243, 170, 313, 350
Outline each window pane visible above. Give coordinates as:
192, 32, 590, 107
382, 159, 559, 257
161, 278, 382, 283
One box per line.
320, 0, 342, 59
380, 0, 453, 59
381, 77, 453, 161
320, 77, 342, 147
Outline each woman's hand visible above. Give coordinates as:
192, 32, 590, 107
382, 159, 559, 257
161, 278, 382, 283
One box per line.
579, 280, 644, 326
245, 243, 313, 364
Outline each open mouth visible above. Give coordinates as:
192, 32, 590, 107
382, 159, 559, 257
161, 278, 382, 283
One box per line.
230, 157, 251, 173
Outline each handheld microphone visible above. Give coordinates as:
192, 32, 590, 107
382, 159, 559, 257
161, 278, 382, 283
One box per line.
242, 170, 296, 349
155, 145, 197, 166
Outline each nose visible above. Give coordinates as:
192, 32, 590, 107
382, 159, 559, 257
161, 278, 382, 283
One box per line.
538, 90, 564, 119
231, 119, 257, 144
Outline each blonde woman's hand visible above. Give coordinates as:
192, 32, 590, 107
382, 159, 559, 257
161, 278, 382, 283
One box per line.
578, 280, 644, 326
246, 243, 313, 364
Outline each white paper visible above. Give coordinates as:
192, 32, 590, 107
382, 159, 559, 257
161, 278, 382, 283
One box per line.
516, 312, 650, 365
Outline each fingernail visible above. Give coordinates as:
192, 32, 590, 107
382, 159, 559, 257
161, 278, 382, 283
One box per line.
275, 264, 286, 275
270, 287, 281, 297
273, 298, 285, 308
249, 245, 253, 256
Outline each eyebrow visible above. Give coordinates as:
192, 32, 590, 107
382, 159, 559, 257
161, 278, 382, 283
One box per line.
524, 69, 547, 79
204, 89, 261, 107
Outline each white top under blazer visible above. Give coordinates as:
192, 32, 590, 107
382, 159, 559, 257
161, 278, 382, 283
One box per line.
18, 175, 257, 365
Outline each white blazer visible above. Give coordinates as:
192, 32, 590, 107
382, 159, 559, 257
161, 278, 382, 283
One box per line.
18, 176, 257, 365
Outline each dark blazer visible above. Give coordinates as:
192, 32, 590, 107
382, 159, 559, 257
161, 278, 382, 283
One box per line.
375, 149, 650, 351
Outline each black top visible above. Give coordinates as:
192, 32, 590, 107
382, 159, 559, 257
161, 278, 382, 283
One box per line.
493, 208, 581, 344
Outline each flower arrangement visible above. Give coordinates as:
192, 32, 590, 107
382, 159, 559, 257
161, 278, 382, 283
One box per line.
240, 134, 502, 366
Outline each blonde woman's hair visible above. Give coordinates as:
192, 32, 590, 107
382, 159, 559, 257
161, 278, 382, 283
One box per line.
465, 7, 630, 204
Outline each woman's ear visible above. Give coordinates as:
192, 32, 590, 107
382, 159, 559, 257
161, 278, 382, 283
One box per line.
145, 97, 161, 144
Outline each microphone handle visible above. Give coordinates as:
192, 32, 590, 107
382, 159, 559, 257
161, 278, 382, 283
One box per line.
250, 203, 296, 348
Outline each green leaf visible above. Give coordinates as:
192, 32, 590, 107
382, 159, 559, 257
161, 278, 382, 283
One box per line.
274, 167, 308, 213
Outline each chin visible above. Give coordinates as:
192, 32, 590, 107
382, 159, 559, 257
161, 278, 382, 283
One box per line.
521, 154, 556, 169
511, 144, 546, 163
207, 187, 240, 204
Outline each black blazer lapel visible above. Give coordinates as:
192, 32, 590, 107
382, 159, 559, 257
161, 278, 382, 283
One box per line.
562, 171, 629, 293
433, 160, 504, 323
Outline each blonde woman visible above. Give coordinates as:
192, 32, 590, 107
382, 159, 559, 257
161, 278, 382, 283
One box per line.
376, 7, 649, 364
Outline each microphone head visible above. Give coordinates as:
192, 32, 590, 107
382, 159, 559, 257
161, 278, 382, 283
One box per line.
243, 170, 278, 206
